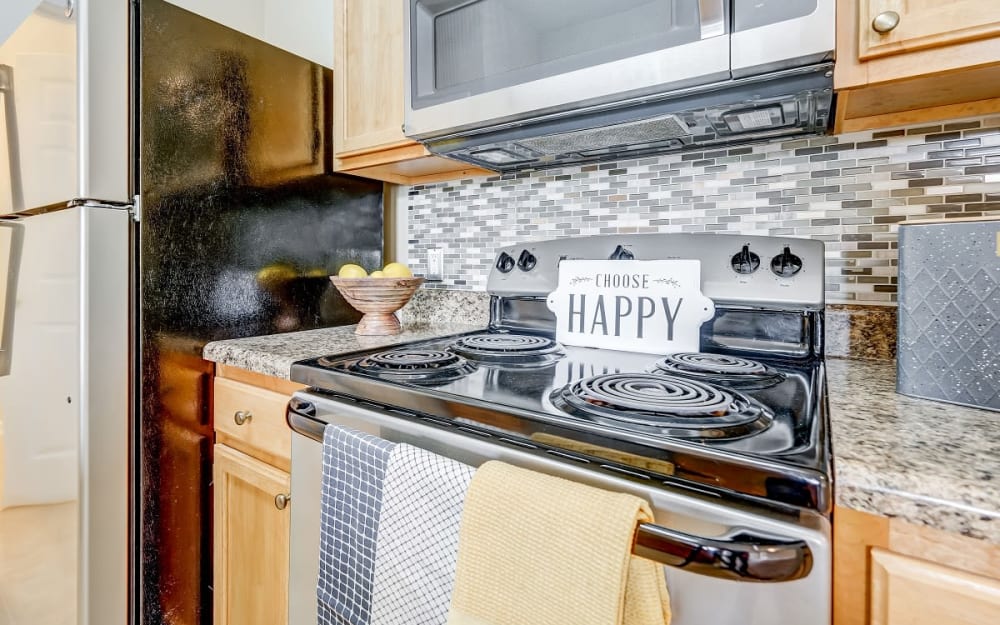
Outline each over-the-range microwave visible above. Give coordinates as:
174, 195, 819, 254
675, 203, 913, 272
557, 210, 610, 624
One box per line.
404, 0, 835, 171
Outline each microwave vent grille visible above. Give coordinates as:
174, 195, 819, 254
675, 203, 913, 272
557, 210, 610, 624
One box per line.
515, 114, 691, 156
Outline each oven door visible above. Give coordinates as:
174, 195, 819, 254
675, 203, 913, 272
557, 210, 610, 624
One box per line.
405, 0, 730, 139
288, 392, 831, 625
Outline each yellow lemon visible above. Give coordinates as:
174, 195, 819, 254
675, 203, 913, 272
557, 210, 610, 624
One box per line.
369, 270, 385, 278
337, 263, 368, 278
382, 262, 413, 278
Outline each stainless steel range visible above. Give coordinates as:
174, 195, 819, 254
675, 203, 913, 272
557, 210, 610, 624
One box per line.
286, 233, 832, 625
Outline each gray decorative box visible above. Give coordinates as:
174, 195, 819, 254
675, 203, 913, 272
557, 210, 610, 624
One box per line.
897, 219, 1000, 411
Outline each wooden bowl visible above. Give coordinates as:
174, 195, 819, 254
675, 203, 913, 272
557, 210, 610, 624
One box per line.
330, 276, 424, 335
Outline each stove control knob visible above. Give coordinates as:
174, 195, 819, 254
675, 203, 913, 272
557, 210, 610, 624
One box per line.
609, 244, 635, 260
730, 244, 761, 274
517, 249, 537, 271
770, 246, 803, 278
496, 252, 515, 273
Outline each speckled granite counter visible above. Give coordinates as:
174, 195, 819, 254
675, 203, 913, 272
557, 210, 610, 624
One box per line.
203, 323, 485, 379
828, 358, 1000, 543
204, 327, 1000, 543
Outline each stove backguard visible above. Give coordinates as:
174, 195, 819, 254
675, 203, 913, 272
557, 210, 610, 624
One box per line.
491, 296, 823, 360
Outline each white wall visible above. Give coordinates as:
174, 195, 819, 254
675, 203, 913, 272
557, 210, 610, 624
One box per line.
166, 0, 334, 68
0, 9, 76, 214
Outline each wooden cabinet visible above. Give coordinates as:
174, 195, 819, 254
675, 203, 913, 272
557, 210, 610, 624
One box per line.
835, 0, 1000, 133
869, 549, 1000, 625
834, 507, 1000, 625
857, 0, 1000, 61
333, 0, 493, 184
213, 445, 291, 625
212, 365, 305, 625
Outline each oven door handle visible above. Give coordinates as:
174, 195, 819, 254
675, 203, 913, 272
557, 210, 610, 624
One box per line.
634, 522, 812, 583
287, 401, 813, 583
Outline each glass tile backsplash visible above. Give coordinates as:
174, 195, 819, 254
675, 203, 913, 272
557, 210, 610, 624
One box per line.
405, 116, 1000, 303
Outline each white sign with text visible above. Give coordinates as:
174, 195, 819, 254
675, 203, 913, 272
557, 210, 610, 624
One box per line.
545, 260, 715, 354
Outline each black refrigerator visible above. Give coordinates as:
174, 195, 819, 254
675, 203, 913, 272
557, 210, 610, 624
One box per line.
134, 2, 382, 624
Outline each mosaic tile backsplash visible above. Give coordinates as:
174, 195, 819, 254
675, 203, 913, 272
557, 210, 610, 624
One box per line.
405, 116, 1000, 303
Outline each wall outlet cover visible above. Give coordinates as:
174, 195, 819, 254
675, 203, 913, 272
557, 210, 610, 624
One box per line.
427, 248, 444, 280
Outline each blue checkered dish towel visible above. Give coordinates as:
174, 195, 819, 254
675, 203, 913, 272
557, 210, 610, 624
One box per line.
318, 425, 474, 625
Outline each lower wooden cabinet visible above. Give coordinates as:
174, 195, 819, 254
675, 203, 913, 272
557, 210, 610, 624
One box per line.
835, 507, 1000, 625
213, 444, 291, 625
870, 549, 1000, 625
212, 364, 304, 625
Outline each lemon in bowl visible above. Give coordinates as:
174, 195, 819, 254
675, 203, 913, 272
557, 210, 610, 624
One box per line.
337, 263, 368, 278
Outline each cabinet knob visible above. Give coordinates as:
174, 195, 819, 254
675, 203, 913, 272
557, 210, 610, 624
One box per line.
233, 410, 253, 426
871, 10, 900, 34
274, 493, 291, 510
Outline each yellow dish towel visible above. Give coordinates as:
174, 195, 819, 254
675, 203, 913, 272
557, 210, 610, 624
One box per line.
446, 461, 671, 625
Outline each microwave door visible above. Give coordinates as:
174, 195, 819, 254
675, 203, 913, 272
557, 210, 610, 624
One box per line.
405, 0, 732, 139
730, 0, 835, 77
0, 219, 23, 377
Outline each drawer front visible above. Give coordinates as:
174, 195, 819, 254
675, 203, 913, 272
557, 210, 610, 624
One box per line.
214, 378, 291, 467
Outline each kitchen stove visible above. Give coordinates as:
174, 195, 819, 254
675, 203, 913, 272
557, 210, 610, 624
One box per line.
287, 233, 833, 625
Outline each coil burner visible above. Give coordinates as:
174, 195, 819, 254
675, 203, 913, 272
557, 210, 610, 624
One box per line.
551, 373, 773, 439
651, 353, 784, 389
348, 349, 477, 385
449, 333, 565, 366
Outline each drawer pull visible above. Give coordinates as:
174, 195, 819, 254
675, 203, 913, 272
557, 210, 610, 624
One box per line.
274, 493, 291, 510
233, 410, 253, 426
871, 10, 900, 34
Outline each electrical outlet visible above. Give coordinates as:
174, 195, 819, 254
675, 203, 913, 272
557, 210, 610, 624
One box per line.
427, 248, 444, 281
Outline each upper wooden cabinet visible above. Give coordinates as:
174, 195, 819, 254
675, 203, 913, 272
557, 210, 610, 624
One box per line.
835, 0, 1000, 133
333, 0, 493, 184
857, 0, 1000, 61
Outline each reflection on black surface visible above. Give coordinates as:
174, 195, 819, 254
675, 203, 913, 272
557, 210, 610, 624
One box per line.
137, 2, 383, 624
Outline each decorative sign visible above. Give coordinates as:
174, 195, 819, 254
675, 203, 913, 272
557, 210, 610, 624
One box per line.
546, 260, 715, 354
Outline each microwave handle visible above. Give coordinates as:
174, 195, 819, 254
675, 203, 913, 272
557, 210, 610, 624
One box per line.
698, 0, 727, 39
0, 219, 24, 377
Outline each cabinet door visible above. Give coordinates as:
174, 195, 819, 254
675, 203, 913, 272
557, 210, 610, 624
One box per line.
870, 548, 1000, 625
334, 0, 413, 155
859, 0, 1000, 60
214, 444, 291, 625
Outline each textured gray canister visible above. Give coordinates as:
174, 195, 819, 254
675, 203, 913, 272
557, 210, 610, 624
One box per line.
897, 218, 1000, 411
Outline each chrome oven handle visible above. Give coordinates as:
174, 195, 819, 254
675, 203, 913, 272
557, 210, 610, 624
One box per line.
635, 522, 812, 582
287, 400, 813, 583
698, 0, 727, 39
0, 219, 24, 377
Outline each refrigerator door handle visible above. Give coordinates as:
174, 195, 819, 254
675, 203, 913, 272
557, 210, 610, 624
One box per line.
3, 196, 138, 221
0, 64, 24, 213
0, 219, 24, 377
69, 197, 139, 222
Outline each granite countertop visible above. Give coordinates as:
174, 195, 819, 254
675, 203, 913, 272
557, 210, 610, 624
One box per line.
203, 323, 485, 379
828, 358, 1000, 543
203, 327, 1000, 543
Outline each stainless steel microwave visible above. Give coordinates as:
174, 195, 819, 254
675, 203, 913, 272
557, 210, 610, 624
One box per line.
404, 0, 835, 171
